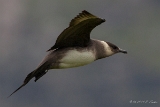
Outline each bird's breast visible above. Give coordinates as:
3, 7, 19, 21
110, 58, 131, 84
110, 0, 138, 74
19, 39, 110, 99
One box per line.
58, 49, 96, 68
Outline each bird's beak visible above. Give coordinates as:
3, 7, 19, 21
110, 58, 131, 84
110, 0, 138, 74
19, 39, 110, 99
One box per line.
119, 48, 127, 54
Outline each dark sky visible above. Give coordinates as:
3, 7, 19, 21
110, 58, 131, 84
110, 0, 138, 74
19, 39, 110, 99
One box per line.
1, 0, 160, 107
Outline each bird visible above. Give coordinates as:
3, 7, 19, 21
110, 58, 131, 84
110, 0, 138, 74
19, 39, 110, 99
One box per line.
9, 10, 127, 97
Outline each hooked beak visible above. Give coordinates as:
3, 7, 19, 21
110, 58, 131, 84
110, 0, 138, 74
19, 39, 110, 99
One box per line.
119, 48, 127, 54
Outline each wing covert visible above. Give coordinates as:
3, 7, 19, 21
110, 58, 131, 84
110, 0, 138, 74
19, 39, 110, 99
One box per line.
47, 10, 105, 51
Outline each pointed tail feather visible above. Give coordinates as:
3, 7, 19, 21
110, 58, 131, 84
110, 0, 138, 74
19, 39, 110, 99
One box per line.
8, 61, 50, 97
8, 71, 35, 97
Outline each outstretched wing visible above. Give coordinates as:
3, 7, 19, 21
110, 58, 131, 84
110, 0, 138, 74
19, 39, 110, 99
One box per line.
47, 10, 105, 51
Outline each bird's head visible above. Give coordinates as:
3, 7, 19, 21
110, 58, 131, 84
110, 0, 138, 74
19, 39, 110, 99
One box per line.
102, 41, 127, 56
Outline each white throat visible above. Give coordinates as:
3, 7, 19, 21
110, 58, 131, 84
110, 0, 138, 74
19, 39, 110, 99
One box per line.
100, 41, 115, 56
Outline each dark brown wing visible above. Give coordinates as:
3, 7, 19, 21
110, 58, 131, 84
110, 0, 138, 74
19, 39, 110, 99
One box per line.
47, 10, 105, 51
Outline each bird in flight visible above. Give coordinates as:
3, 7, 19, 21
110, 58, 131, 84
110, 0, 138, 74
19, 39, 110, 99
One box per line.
9, 10, 127, 97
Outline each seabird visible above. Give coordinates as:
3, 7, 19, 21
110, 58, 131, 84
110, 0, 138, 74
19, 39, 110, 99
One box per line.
9, 10, 127, 97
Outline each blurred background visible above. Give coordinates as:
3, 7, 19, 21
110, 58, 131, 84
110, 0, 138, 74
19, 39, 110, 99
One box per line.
1, 0, 160, 107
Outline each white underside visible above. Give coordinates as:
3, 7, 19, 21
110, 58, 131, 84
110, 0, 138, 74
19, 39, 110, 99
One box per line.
59, 49, 96, 68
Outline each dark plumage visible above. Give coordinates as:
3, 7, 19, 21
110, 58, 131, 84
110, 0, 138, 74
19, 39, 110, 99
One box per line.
9, 10, 127, 97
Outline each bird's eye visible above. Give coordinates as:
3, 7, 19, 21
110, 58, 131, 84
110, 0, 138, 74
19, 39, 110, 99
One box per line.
113, 46, 118, 49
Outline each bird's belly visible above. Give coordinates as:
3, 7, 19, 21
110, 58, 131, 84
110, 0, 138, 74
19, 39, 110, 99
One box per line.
59, 49, 96, 68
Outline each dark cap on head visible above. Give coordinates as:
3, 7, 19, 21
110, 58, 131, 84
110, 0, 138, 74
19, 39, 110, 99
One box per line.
106, 42, 127, 54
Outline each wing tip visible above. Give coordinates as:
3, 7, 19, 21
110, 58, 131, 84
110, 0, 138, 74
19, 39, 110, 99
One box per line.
69, 10, 97, 27
69, 10, 105, 27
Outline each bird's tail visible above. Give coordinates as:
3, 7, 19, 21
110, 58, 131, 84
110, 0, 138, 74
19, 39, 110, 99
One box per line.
8, 71, 35, 97
8, 61, 50, 97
